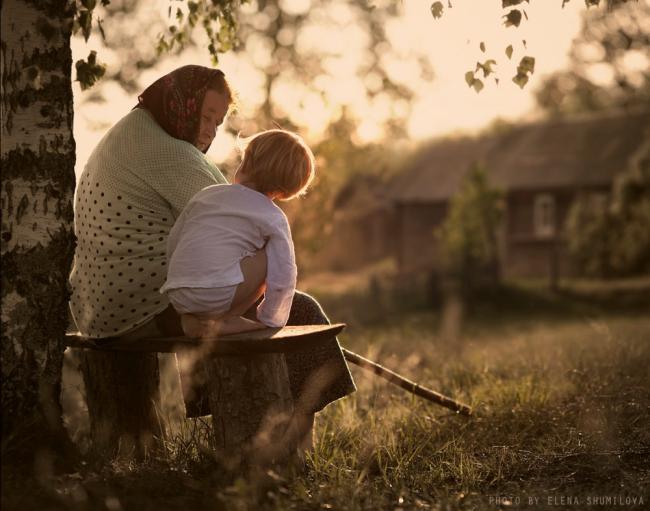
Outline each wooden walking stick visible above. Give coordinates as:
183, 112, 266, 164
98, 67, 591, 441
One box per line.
342, 348, 472, 416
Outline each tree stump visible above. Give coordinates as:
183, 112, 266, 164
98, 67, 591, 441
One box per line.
203, 352, 295, 470
79, 350, 164, 459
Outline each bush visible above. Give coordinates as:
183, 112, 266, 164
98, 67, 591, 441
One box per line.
436, 163, 504, 296
567, 141, 650, 277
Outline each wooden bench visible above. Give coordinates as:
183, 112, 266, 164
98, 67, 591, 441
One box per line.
66, 324, 345, 468
66, 322, 471, 467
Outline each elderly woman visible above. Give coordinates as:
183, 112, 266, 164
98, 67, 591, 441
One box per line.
69, 65, 355, 446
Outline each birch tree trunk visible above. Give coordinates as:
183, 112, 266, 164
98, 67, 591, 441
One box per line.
1, 0, 77, 461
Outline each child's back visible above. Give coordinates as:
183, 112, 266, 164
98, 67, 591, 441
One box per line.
161, 183, 295, 328
161, 129, 315, 336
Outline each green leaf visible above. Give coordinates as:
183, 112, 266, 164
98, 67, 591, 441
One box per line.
465, 71, 485, 93
75, 51, 106, 90
476, 59, 497, 78
480, 41, 486, 52
97, 18, 105, 40
78, 10, 92, 42
431, 1, 444, 19
505, 44, 513, 59
512, 72, 529, 89
517, 56, 535, 74
503, 9, 522, 27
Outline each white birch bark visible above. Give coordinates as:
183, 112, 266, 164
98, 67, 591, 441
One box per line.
1, 0, 77, 449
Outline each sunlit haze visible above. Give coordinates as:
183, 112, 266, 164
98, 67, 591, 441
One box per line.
71, 0, 585, 178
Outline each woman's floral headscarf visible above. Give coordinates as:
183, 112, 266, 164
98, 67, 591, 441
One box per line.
136, 65, 229, 153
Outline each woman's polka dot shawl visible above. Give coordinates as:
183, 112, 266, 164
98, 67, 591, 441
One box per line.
69, 108, 227, 338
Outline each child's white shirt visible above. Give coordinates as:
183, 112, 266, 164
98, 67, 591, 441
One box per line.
160, 183, 296, 327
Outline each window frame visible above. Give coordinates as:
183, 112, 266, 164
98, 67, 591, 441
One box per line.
533, 193, 556, 239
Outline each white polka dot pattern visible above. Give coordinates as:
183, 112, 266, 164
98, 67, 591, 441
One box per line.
69, 109, 227, 338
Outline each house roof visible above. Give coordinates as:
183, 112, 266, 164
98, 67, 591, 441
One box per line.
389, 107, 650, 203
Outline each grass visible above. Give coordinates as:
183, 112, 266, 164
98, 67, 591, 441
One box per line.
277, 315, 650, 510
4, 279, 650, 510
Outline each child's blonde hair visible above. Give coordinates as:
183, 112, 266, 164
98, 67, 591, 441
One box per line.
238, 129, 316, 200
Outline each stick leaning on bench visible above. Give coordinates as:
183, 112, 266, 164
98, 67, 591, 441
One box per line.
341, 349, 472, 416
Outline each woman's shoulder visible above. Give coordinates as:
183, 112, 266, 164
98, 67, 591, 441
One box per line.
115, 109, 195, 157
125, 110, 226, 182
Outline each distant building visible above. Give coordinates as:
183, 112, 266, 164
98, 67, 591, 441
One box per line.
307, 174, 396, 272
389, 107, 650, 280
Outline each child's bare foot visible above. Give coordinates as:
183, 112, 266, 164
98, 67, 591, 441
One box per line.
218, 316, 267, 335
181, 314, 216, 338
181, 314, 267, 338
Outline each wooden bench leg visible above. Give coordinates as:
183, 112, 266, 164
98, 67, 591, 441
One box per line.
79, 350, 164, 459
203, 353, 296, 469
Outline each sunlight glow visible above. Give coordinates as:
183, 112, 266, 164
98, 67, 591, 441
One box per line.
72, 0, 588, 178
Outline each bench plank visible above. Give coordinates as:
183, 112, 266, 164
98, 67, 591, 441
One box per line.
65, 323, 346, 354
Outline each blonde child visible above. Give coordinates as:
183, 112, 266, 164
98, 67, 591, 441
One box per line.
160, 129, 315, 337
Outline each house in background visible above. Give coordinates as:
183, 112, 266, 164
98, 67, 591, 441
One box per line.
389, 107, 650, 280
305, 174, 396, 272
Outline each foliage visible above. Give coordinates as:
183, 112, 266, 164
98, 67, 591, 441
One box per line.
71, 0, 110, 88
567, 141, 650, 277
437, 163, 504, 291
156, 0, 248, 63
226, 0, 430, 137
70, 0, 640, 93
75, 50, 106, 90
79, 0, 430, 149
430, 0, 637, 91
536, 1, 650, 114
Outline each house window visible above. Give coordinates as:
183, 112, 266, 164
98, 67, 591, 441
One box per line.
534, 194, 555, 238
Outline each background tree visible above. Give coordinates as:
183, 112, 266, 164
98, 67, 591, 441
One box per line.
533, 0, 650, 278
535, 0, 650, 115
433, 163, 503, 342
567, 140, 650, 277
437, 163, 504, 296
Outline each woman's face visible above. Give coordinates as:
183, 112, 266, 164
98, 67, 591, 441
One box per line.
195, 89, 229, 152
